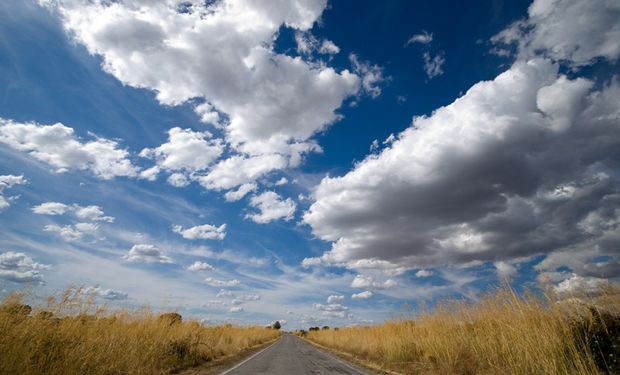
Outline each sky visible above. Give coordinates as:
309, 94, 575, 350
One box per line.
0, 0, 619, 329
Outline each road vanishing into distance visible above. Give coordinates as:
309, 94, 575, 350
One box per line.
220, 334, 373, 375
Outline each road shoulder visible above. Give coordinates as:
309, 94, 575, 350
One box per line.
297, 335, 400, 375
175, 335, 282, 375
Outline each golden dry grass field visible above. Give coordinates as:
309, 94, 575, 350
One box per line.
305, 285, 620, 375
0, 286, 281, 375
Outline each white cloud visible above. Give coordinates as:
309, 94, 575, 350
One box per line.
32, 202, 70, 215
187, 261, 214, 271
494, 261, 518, 281
238, 293, 261, 301
312, 302, 350, 319
350, 53, 385, 98
350, 275, 397, 290
123, 244, 172, 264
198, 155, 288, 191
173, 223, 226, 240
224, 182, 257, 202
167, 173, 189, 187
0, 251, 50, 284
204, 277, 240, 287
33, 202, 113, 222
84, 286, 128, 300
491, 0, 620, 67
44, 224, 85, 241
406, 30, 433, 45
74, 205, 114, 222
351, 290, 373, 299
326, 294, 344, 303
554, 275, 608, 297
138, 166, 159, 181
274, 177, 289, 186
0, 118, 138, 179
415, 269, 433, 278
33, 202, 113, 241
229, 306, 244, 313
42, 0, 361, 187
139, 127, 224, 178
422, 51, 445, 79
295, 31, 340, 56
245, 191, 296, 223
304, 58, 620, 276
0, 175, 27, 211
217, 289, 235, 298
301, 257, 322, 268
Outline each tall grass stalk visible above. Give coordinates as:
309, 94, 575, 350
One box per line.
0, 286, 280, 375
306, 285, 620, 375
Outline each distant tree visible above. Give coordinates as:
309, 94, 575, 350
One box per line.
272, 321, 281, 330
322, 325, 330, 330
309, 326, 320, 331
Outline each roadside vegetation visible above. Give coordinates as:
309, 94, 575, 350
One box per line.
305, 284, 620, 375
0, 286, 280, 375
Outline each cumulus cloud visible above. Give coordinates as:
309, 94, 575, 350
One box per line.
123, 244, 172, 263
554, 275, 609, 297
166, 173, 189, 187
0, 251, 50, 284
74, 205, 114, 222
0, 118, 138, 179
326, 294, 344, 303
0, 175, 27, 211
139, 127, 224, 184
198, 155, 288, 191
33, 202, 114, 222
245, 191, 296, 223
44, 224, 89, 241
238, 293, 260, 301
350, 275, 397, 290
173, 223, 226, 240
84, 286, 128, 300
217, 289, 235, 298
229, 306, 244, 313
494, 261, 518, 281
274, 177, 289, 186
187, 261, 214, 271
491, 0, 620, 67
33, 202, 113, 241
304, 55, 620, 279
351, 290, 373, 299
41, 0, 362, 191
312, 302, 351, 319
204, 277, 240, 287
415, 269, 433, 278
224, 182, 257, 202
32, 202, 70, 216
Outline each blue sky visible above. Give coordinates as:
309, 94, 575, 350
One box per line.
0, 0, 619, 329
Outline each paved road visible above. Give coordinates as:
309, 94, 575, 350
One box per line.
220, 333, 373, 375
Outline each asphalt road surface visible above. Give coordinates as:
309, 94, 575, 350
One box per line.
220, 333, 373, 375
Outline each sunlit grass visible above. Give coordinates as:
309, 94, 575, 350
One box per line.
0, 286, 280, 375
305, 284, 620, 375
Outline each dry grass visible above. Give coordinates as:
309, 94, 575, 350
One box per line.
306, 285, 620, 375
0, 286, 281, 375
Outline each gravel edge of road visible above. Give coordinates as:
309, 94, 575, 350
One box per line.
298, 336, 402, 375
175, 335, 283, 375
